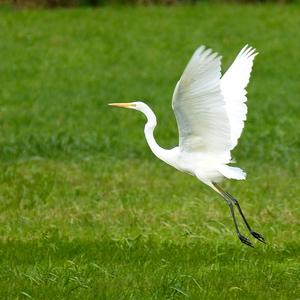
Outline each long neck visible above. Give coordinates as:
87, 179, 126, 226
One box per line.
142, 107, 168, 161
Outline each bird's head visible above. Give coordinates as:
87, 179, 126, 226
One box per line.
108, 101, 149, 113
109, 101, 156, 125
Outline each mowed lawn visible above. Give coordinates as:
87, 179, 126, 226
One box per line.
0, 4, 299, 299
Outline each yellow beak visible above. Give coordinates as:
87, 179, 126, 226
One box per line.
108, 102, 135, 108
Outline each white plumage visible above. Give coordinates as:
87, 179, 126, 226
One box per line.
109, 45, 265, 247
171, 45, 257, 184
221, 45, 258, 150
172, 46, 231, 154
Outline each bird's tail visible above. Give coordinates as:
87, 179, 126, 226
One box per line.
217, 165, 246, 180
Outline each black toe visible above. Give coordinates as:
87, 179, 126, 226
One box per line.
238, 234, 254, 248
251, 231, 266, 243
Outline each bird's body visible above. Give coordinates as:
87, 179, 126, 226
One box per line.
109, 45, 265, 247
144, 124, 235, 185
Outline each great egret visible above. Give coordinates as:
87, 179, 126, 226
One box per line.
109, 45, 265, 247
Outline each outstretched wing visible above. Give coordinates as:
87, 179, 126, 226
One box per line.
221, 45, 258, 150
172, 46, 231, 154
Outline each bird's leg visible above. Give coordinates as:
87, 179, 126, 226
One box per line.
212, 183, 253, 247
213, 183, 265, 244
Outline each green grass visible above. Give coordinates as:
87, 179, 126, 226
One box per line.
0, 4, 300, 299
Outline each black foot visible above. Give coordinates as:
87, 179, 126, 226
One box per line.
251, 231, 266, 243
238, 234, 254, 248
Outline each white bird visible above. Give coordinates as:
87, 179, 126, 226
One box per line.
109, 45, 264, 247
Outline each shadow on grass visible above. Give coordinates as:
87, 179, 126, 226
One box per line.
0, 237, 299, 299
1, 236, 299, 265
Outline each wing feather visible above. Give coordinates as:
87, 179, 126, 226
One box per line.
221, 45, 258, 150
172, 46, 231, 154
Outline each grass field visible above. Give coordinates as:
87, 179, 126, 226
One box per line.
0, 4, 300, 299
